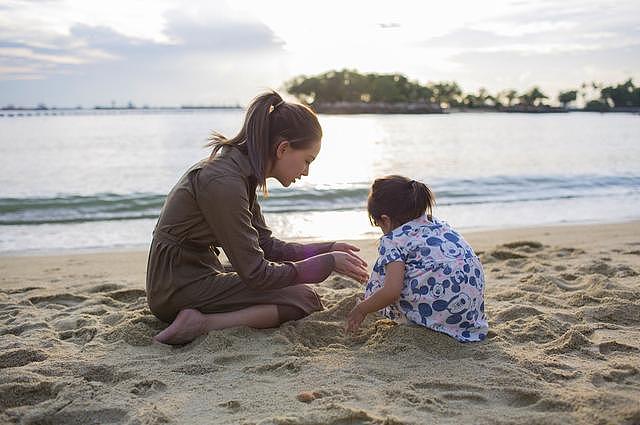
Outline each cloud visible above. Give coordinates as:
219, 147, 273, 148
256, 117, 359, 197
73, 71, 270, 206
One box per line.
448, 43, 640, 95
421, 3, 639, 53
163, 9, 284, 52
1, 0, 638, 105
413, 0, 640, 93
0, 2, 287, 105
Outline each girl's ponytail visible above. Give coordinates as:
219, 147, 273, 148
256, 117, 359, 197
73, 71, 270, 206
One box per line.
410, 180, 435, 221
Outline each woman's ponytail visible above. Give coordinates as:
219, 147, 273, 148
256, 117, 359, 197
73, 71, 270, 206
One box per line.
207, 90, 321, 195
244, 92, 283, 187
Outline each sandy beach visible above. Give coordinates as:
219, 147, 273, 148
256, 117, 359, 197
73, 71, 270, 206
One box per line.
1, 221, 639, 424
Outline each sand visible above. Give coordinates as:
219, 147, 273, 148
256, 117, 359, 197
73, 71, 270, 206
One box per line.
1, 221, 639, 424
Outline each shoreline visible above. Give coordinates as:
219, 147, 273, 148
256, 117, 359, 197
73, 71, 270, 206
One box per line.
2, 218, 638, 259
1, 220, 638, 293
2, 107, 640, 118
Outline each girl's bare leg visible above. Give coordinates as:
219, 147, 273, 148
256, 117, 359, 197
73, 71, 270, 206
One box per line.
153, 304, 280, 345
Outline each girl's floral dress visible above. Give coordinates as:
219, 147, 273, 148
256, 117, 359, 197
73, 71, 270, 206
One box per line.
364, 214, 488, 342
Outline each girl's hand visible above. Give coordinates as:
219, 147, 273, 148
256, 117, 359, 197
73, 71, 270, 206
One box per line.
331, 251, 369, 284
332, 242, 367, 267
345, 301, 367, 334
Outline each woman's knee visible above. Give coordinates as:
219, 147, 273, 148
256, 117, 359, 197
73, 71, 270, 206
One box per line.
276, 304, 307, 323
289, 284, 323, 311
147, 295, 178, 323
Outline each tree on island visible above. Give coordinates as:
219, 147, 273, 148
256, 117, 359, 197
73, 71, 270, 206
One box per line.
558, 90, 578, 108
600, 79, 640, 108
286, 69, 436, 105
517, 87, 548, 107
463, 87, 493, 108
287, 69, 469, 107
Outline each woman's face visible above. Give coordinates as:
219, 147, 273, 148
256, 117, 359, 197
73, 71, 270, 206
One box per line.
269, 139, 321, 187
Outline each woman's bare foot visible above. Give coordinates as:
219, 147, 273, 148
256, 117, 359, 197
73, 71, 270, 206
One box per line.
153, 309, 206, 345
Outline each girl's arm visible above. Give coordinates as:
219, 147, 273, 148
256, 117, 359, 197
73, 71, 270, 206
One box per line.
346, 261, 405, 333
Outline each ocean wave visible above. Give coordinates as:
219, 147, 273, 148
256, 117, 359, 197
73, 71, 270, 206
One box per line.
1, 175, 638, 225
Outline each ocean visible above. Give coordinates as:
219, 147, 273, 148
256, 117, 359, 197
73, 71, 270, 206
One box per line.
1, 110, 639, 254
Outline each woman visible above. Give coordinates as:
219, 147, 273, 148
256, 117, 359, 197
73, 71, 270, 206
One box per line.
147, 91, 369, 345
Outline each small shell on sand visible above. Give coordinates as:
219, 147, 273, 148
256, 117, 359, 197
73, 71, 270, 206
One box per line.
296, 391, 323, 403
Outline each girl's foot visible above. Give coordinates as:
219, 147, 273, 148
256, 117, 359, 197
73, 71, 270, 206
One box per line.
153, 309, 206, 345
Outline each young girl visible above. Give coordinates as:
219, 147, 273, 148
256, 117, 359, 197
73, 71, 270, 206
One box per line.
346, 175, 488, 342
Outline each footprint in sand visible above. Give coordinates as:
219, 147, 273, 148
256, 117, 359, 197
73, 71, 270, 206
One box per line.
410, 381, 488, 410
520, 359, 580, 383
28, 293, 87, 308
494, 387, 541, 408
412, 381, 553, 412
1, 322, 50, 337
171, 364, 221, 375
29, 407, 129, 424
0, 348, 47, 368
0, 381, 56, 410
76, 364, 119, 383
598, 341, 639, 355
559, 273, 578, 281
502, 241, 544, 252
383, 388, 445, 412
591, 364, 638, 386
244, 358, 308, 375
59, 327, 97, 344
546, 275, 590, 291
130, 379, 167, 396
85, 283, 125, 293
488, 250, 527, 261
579, 303, 640, 327
3, 286, 43, 295
104, 289, 147, 303
214, 353, 257, 365
579, 261, 638, 278
553, 247, 586, 258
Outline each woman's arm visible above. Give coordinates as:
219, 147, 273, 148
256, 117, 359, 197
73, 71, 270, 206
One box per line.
251, 200, 335, 260
346, 261, 405, 333
197, 175, 335, 289
251, 199, 368, 269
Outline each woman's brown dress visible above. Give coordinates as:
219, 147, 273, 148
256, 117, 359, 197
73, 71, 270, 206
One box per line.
146, 146, 335, 322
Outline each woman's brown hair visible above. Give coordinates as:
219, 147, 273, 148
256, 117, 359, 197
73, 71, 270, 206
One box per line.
207, 90, 322, 194
367, 175, 435, 228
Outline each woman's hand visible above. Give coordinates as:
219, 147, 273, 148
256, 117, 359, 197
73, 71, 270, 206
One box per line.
331, 251, 369, 284
332, 242, 367, 267
345, 301, 367, 334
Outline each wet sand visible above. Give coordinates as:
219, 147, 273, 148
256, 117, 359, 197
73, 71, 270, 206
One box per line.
1, 221, 639, 424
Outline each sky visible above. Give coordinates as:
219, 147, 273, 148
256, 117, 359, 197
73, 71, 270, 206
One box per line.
1, 0, 639, 107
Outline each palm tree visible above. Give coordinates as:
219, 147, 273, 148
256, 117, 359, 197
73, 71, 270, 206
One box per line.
519, 87, 548, 106
504, 89, 518, 107
558, 90, 577, 108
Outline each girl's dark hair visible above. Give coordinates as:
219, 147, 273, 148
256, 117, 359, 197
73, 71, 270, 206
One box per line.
207, 90, 322, 194
367, 175, 435, 227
